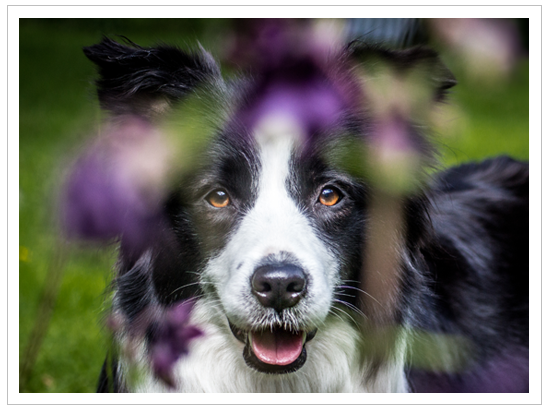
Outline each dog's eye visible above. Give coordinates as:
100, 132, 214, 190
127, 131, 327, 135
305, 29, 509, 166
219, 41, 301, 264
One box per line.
206, 190, 230, 208
318, 186, 342, 207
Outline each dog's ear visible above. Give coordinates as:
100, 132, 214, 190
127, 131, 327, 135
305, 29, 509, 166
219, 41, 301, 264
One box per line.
348, 43, 457, 102
84, 37, 221, 117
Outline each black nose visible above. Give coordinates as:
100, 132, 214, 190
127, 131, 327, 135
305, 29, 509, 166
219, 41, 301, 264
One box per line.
251, 264, 307, 311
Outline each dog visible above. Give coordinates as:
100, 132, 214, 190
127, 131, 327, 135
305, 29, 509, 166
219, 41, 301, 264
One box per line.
84, 33, 529, 393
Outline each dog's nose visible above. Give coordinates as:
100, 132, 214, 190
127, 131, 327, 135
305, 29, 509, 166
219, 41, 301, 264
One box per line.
251, 264, 307, 311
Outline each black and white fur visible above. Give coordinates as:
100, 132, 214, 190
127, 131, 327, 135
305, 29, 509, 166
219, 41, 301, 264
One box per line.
86, 37, 529, 393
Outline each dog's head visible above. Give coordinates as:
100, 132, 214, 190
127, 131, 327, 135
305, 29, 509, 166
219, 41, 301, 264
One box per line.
84, 34, 455, 376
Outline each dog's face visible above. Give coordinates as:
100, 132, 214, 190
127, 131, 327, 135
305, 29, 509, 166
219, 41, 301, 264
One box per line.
184, 126, 367, 373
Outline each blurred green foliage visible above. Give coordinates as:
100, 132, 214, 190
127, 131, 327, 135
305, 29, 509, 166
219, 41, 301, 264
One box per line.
434, 57, 529, 166
19, 19, 528, 392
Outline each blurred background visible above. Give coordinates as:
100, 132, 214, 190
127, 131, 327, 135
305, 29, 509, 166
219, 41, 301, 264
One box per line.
19, 18, 529, 393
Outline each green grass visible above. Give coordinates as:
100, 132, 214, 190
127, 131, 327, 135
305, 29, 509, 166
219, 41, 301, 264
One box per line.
18, 19, 529, 393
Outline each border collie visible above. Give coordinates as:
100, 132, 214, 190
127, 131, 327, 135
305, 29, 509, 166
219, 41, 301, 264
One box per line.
84, 33, 529, 393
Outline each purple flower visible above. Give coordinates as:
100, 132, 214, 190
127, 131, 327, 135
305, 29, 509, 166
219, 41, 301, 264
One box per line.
60, 116, 170, 253
431, 18, 523, 81
148, 302, 203, 388
229, 19, 359, 146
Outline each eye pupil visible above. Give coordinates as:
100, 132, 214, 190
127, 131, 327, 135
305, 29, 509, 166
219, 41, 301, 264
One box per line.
207, 190, 230, 208
319, 187, 341, 206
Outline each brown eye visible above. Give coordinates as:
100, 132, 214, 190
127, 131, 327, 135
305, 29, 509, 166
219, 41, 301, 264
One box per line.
206, 190, 230, 208
319, 186, 341, 207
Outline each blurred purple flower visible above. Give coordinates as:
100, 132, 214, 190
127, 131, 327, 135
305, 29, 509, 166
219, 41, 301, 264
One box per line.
148, 301, 203, 388
373, 115, 417, 153
61, 116, 171, 253
364, 114, 427, 194
431, 18, 522, 81
230, 19, 358, 145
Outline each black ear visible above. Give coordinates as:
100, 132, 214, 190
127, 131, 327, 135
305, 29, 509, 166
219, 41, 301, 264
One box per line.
348, 43, 457, 102
83, 37, 221, 117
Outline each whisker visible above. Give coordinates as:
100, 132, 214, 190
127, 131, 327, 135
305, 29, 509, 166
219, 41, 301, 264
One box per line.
186, 294, 202, 302
329, 307, 349, 325
336, 285, 383, 307
330, 305, 360, 327
195, 295, 226, 311
169, 281, 216, 296
333, 291, 357, 298
175, 296, 224, 314
333, 298, 367, 320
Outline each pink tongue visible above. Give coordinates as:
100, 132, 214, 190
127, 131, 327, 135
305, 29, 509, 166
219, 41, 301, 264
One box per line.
251, 328, 304, 366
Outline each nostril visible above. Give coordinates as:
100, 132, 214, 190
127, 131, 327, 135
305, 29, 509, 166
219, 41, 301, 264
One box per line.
287, 278, 305, 294
251, 263, 307, 311
252, 277, 271, 294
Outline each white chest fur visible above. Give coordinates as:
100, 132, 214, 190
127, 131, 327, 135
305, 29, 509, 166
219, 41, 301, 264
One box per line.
129, 300, 408, 393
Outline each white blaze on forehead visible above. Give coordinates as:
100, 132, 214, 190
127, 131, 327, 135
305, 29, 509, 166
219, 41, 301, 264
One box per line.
204, 114, 338, 328
253, 113, 305, 185
249, 114, 311, 258
255, 119, 298, 212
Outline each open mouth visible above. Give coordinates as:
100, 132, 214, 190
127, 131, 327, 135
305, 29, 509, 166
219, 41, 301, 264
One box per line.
229, 321, 317, 374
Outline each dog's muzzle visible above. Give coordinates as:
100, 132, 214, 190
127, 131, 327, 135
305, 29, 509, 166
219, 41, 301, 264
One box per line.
229, 262, 317, 374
